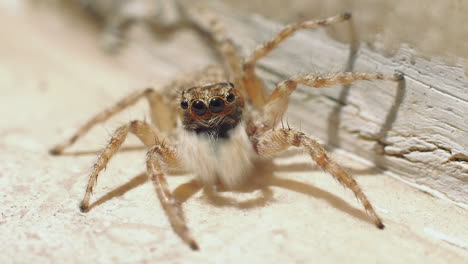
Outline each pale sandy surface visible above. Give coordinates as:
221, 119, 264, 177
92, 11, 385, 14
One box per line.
1, 3, 467, 264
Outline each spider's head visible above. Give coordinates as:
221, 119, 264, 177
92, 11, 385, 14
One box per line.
179, 82, 244, 139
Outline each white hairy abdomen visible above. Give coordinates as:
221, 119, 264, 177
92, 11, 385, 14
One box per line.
177, 123, 255, 189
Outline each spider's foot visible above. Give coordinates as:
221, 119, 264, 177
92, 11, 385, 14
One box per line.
49, 147, 63, 155
376, 221, 385, 230
189, 240, 200, 251
393, 70, 405, 81
342, 12, 352, 20
79, 201, 90, 213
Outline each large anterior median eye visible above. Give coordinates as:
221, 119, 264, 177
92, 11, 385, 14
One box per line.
191, 100, 207, 116
209, 97, 225, 113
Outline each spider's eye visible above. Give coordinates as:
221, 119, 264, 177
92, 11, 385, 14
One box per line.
226, 93, 235, 102
180, 101, 188, 109
191, 100, 207, 116
209, 97, 225, 113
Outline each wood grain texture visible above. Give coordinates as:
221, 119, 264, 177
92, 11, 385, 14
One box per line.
184, 3, 468, 205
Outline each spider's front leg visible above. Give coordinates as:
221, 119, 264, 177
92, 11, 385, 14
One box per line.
80, 120, 162, 211
146, 143, 199, 250
79, 119, 198, 249
256, 128, 384, 229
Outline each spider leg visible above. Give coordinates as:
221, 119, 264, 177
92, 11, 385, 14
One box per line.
243, 13, 354, 108
256, 128, 384, 229
185, 5, 243, 89
260, 72, 404, 132
147, 143, 199, 250
80, 120, 163, 211
50, 88, 176, 155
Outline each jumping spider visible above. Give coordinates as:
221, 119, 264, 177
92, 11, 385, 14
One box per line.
50, 10, 403, 250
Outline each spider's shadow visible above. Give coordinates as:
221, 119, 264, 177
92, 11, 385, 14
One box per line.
87, 159, 377, 227
326, 73, 406, 171
326, 30, 407, 172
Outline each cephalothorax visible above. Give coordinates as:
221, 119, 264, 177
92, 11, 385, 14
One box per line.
180, 82, 243, 139
51, 9, 403, 250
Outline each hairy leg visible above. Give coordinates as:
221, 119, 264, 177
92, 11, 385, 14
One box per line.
80, 120, 162, 212
256, 128, 384, 228
184, 4, 244, 89
260, 71, 404, 133
146, 143, 199, 250
50, 88, 175, 155
243, 13, 354, 108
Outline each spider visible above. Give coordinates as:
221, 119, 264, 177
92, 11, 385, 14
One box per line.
50, 8, 403, 250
